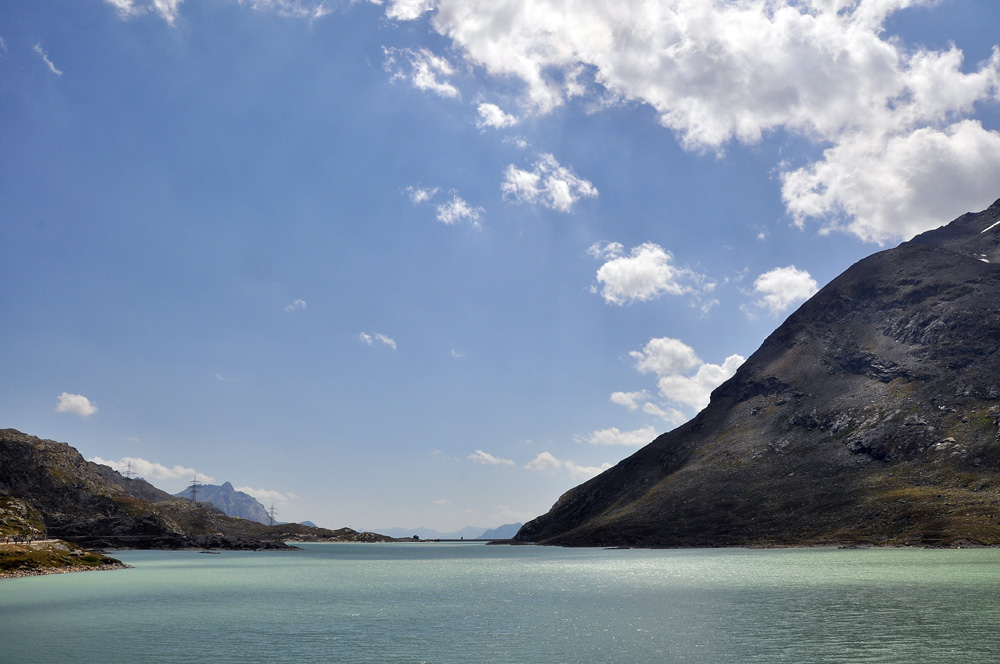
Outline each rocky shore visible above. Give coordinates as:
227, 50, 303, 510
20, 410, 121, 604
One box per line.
0, 560, 132, 579
0, 540, 131, 579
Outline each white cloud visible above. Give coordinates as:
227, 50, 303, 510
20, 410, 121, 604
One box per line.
55, 392, 98, 417
524, 452, 611, 481
642, 402, 688, 426
104, 0, 184, 24
383, 47, 460, 99
501, 153, 597, 213
743, 266, 819, 317
210, 372, 233, 382
476, 102, 519, 129
592, 242, 713, 305
360, 332, 397, 350
609, 390, 648, 411
406, 185, 440, 204
503, 135, 529, 150
90, 456, 215, 484
436, 195, 483, 226
378, 0, 1000, 242
235, 486, 298, 503
374, 0, 436, 21
626, 337, 745, 413
782, 120, 1000, 243
629, 337, 702, 376
656, 354, 745, 411
450, 349, 465, 359
285, 299, 307, 312
33, 44, 62, 76
576, 425, 657, 447
468, 449, 515, 466
239, 0, 331, 20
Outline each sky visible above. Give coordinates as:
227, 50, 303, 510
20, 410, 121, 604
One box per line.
2, 0, 999, 533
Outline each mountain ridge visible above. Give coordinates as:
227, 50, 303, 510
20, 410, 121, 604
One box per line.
173, 482, 272, 524
0, 429, 393, 549
516, 198, 1000, 548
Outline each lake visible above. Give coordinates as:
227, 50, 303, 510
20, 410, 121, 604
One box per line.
2, 542, 1000, 663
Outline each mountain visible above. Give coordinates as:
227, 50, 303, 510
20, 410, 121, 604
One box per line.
375, 526, 487, 540
173, 482, 271, 524
478, 523, 522, 539
517, 198, 1000, 548
0, 429, 392, 549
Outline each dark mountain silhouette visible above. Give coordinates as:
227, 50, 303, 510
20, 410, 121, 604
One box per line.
174, 482, 271, 524
517, 198, 1000, 548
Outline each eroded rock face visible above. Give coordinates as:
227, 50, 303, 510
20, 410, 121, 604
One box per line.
517, 198, 1000, 548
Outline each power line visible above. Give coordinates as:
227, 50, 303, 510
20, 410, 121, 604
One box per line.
268, 504, 278, 527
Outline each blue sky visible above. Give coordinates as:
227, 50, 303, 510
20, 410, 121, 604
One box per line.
2, 0, 999, 532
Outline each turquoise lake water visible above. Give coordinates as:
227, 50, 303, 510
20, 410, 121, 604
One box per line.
3, 542, 1000, 663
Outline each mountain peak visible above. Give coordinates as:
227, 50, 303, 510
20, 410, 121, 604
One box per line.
517, 199, 1000, 548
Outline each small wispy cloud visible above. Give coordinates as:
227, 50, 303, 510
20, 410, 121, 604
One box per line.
609, 390, 648, 411
436, 195, 483, 227
406, 185, 440, 205
501, 153, 597, 213
407, 186, 483, 227
359, 331, 397, 350
103, 0, 184, 25
575, 425, 657, 447
383, 46, 459, 99
210, 372, 233, 382
55, 392, 97, 417
468, 449, 515, 466
476, 102, 519, 129
235, 486, 298, 503
33, 44, 62, 76
285, 299, 307, 312
450, 349, 465, 359
524, 452, 611, 481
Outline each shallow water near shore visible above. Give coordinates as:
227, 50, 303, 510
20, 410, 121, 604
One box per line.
3, 542, 1000, 663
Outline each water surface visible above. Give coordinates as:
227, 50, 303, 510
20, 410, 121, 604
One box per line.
2, 543, 999, 662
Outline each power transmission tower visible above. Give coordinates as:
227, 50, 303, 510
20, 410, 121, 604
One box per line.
188, 476, 203, 503
123, 460, 136, 480
268, 504, 278, 527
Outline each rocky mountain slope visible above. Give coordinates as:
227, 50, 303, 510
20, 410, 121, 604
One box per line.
516, 198, 1000, 548
174, 482, 271, 524
0, 429, 391, 549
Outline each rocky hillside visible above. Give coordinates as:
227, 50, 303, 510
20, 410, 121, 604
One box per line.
0, 429, 391, 549
174, 482, 272, 524
516, 198, 1000, 548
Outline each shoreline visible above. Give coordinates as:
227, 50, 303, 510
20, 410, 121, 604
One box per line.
0, 560, 133, 580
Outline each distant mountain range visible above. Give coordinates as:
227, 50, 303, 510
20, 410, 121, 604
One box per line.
173, 482, 271, 525
517, 198, 1000, 548
478, 523, 522, 539
376, 523, 523, 540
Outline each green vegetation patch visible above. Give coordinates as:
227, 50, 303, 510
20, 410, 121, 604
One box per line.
0, 541, 125, 576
